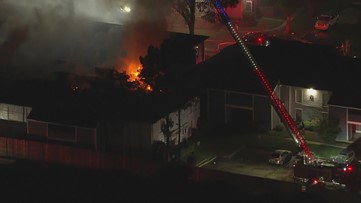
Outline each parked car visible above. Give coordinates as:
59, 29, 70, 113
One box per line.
332, 149, 356, 164
314, 10, 339, 31
241, 31, 271, 47
269, 149, 293, 165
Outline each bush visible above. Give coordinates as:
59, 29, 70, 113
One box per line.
273, 124, 284, 131
303, 117, 321, 131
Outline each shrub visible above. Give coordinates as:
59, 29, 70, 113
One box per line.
273, 124, 284, 131
303, 117, 321, 131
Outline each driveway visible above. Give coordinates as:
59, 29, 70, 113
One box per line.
201, 146, 295, 182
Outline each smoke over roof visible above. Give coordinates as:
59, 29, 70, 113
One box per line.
0, 0, 172, 80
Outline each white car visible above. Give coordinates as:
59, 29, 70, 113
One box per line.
314, 10, 339, 31
269, 149, 293, 165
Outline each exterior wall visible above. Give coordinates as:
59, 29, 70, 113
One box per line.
26, 97, 200, 151
328, 106, 361, 142
124, 122, 152, 150
96, 121, 152, 152
152, 119, 163, 143
329, 106, 347, 142
346, 108, 361, 141
195, 41, 206, 64
0, 103, 31, 123
272, 85, 331, 129
151, 97, 200, 146
27, 119, 97, 148
207, 88, 270, 131
225, 1, 243, 19
207, 89, 226, 123
271, 83, 283, 129
253, 96, 271, 130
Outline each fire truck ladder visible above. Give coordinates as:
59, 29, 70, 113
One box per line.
211, 0, 312, 160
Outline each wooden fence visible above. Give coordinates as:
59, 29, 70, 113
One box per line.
0, 137, 163, 176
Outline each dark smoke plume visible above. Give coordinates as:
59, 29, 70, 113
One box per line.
0, 0, 172, 80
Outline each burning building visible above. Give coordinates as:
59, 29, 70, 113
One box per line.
0, 25, 208, 157
0, 1, 209, 161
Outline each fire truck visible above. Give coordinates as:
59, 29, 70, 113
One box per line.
292, 155, 361, 190
210, 0, 361, 191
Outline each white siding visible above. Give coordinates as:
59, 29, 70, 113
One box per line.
150, 97, 200, 145
0, 103, 31, 122
0, 103, 8, 120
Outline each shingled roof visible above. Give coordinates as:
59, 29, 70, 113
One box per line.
194, 37, 361, 108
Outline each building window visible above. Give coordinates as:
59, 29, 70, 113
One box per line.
295, 89, 302, 104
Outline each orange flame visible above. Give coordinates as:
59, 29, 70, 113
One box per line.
127, 62, 142, 82
120, 60, 152, 92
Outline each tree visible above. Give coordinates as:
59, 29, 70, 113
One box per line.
139, 39, 197, 93
276, 0, 300, 33
172, 0, 239, 34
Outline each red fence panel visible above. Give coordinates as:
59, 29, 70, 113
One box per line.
0, 137, 163, 175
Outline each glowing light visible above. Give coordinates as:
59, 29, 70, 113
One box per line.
312, 179, 318, 185
120, 6, 131, 13
146, 85, 152, 92
343, 164, 353, 172
127, 63, 142, 82
307, 88, 316, 96
257, 37, 263, 43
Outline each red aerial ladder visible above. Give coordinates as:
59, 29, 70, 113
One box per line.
210, 0, 312, 160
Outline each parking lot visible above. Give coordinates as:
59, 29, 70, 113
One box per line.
202, 146, 295, 182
